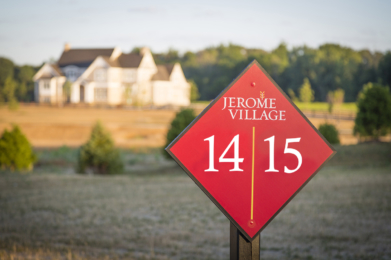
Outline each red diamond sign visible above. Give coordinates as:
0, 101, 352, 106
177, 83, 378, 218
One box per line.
166, 60, 336, 240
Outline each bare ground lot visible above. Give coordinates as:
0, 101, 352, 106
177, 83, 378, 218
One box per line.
0, 143, 391, 259
0, 104, 372, 147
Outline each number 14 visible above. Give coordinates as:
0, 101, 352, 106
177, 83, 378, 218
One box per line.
204, 135, 302, 173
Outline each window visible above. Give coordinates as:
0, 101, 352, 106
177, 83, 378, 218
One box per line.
94, 69, 107, 82
94, 88, 108, 102
123, 69, 136, 82
43, 81, 50, 89
67, 70, 76, 78
64, 66, 79, 80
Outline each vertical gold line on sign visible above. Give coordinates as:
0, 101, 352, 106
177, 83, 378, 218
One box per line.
251, 126, 255, 220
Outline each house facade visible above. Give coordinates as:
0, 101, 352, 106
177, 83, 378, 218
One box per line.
33, 44, 190, 106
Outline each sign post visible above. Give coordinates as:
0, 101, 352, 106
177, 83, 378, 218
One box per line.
166, 60, 336, 258
230, 222, 260, 259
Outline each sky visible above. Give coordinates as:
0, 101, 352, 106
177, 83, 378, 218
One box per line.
0, 0, 390, 65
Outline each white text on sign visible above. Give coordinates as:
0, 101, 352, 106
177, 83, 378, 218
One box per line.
204, 135, 302, 173
222, 97, 286, 121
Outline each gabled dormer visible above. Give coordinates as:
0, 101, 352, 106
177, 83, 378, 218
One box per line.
137, 47, 158, 81
33, 63, 66, 104
33, 63, 63, 81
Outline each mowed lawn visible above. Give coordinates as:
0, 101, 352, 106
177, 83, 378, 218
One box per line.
0, 143, 391, 260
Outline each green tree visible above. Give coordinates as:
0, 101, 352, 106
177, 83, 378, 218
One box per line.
189, 79, 200, 102
378, 51, 391, 87
15, 65, 36, 102
0, 57, 14, 86
163, 108, 196, 158
77, 122, 123, 174
354, 83, 391, 140
63, 81, 72, 103
327, 89, 345, 114
2, 76, 18, 110
0, 125, 37, 171
318, 123, 340, 144
299, 78, 314, 103
287, 88, 298, 102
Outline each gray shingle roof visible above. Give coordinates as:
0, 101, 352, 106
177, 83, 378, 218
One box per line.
152, 65, 170, 81
57, 48, 115, 67
117, 53, 143, 68
165, 64, 174, 75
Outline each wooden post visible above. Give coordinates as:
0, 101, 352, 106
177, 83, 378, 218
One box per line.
230, 222, 260, 260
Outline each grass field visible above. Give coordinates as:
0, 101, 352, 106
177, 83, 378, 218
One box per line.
0, 142, 390, 259
294, 102, 357, 114
0, 103, 362, 148
0, 105, 176, 148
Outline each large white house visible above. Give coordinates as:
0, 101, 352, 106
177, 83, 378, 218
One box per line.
33, 44, 190, 106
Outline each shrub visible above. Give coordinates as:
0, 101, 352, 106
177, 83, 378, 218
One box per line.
77, 122, 123, 174
353, 83, 391, 140
0, 125, 37, 171
318, 123, 340, 144
163, 108, 196, 158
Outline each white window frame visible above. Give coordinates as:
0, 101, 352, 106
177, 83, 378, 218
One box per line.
43, 80, 50, 89
94, 88, 108, 102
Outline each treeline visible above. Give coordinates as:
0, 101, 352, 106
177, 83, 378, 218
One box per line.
154, 43, 391, 102
1, 43, 390, 104
0, 57, 39, 104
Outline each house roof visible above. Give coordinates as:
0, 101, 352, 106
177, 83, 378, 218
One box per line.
51, 64, 64, 76
57, 48, 115, 67
34, 63, 64, 80
101, 56, 120, 67
152, 65, 170, 81
165, 64, 175, 75
57, 47, 145, 69
152, 64, 177, 81
117, 53, 143, 68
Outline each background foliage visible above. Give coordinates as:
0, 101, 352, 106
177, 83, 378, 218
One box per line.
154, 43, 390, 102
0, 57, 38, 104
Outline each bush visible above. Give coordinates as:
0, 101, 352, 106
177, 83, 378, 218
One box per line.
0, 125, 37, 171
318, 123, 340, 144
353, 83, 391, 140
77, 122, 123, 174
163, 108, 196, 158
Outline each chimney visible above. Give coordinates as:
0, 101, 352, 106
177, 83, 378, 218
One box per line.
140, 47, 150, 56
64, 43, 71, 52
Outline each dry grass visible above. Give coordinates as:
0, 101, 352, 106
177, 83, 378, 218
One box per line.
0, 105, 176, 148
0, 143, 391, 259
0, 104, 366, 148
